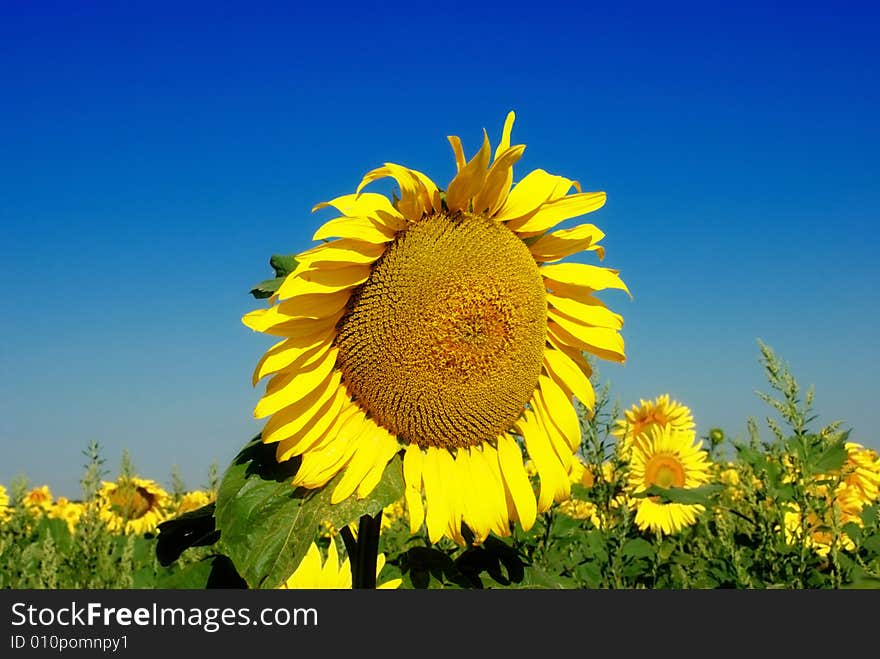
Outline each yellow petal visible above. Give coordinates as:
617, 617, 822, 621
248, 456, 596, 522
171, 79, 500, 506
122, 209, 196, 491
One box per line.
403, 444, 425, 534
275, 264, 371, 301
548, 316, 626, 364
508, 192, 606, 234
473, 445, 510, 538
274, 385, 349, 460
473, 144, 526, 215
421, 447, 449, 544
296, 238, 387, 267
541, 262, 631, 297
538, 374, 582, 453
543, 347, 595, 412
356, 430, 400, 499
547, 293, 624, 330
445, 130, 491, 212
254, 347, 339, 419
515, 409, 569, 512
312, 216, 397, 243
447, 135, 466, 173
493, 169, 563, 222
255, 308, 344, 339
496, 434, 537, 531
494, 110, 516, 159
261, 369, 343, 444
312, 193, 406, 232
528, 223, 605, 262
357, 163, 426, 221
331, 423, 384, 504
531, 391, 574, 472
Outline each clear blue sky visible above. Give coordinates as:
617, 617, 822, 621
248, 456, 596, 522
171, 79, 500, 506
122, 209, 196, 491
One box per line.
2, 1, 877, 498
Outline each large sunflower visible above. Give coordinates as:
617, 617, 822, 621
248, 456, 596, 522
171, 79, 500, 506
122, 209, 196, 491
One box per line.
244, 112, 628, 545
626, 425, 711, 535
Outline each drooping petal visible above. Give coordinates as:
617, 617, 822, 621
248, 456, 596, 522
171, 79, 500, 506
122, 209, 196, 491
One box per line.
548, 314, 626, 364
403, 444, 425, 534
274, 385, 349, 460
357, 163, 427, 221
515, 409, 569, 512
496, 434, 537, 531
538, 374, 582, 453
547, 293, 624, 330
254, 347, 340, 418
541, 262, 631, 297
543, 347, 596, 412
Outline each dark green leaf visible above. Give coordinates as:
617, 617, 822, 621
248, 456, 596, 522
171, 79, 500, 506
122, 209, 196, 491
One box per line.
249, 277, 286, 299
214, 435, 405, 589
155, 503, 220, 566
621, 537, 655, 560
269, 254, 299, 278
811, 437, 848, 474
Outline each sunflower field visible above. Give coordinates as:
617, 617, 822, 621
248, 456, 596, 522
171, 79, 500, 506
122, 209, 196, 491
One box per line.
2, 342, 879, 590
3, 115, 879, 590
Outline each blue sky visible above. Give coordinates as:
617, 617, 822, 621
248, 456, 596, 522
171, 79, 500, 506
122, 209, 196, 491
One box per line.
1, 1, 878, 498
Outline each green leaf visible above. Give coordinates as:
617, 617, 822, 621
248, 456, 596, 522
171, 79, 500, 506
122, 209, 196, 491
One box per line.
155, 503, 219, 567
621, 537, 655, 560
249, 277, 286, 299
811, 437, 848, 474
640, 483, 724, 506
214, 435, 405, 589
269, 254, 299, 278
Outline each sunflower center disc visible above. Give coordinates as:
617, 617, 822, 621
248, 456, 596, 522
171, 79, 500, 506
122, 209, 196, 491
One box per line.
335, 212, 547, 450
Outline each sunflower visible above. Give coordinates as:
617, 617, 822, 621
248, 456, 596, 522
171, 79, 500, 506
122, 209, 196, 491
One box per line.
626, 425, 711, 535
612, 394, 694, 455
0, 484, 9, 523
48, 497, 85, 534
837, 442, 880, 508
23, 485, 53, 516
782, 503, 860, 557
97, 477, 171, 535
176, 490, 216, 515
280, 540, 401, 589
244, 113, 627, 545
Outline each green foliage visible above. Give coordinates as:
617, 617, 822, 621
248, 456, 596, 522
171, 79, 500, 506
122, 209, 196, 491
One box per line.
213, 435, 405, 588
249, 254, 298, 299
3, 342, 878, 590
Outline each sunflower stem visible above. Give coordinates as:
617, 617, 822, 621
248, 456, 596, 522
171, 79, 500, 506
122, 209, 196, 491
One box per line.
351, 512, 382, 589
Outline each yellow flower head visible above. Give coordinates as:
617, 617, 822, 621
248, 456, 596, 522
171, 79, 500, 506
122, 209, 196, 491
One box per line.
23, 485, 54, 516
0, 484, 10, 523
244, 113, 628, 545
837, 442, 880, 508
612, 394, 695, 454
97, 477, 171, 535
176, 490, 215, 515
626, 425, 711, 535
48, 497, 86, 534
280, 540, 401, 590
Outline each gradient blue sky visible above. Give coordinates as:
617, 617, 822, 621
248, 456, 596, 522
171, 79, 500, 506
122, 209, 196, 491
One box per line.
2, 1, 877, 498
